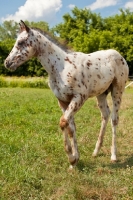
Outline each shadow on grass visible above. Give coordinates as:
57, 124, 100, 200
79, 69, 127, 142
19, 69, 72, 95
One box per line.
76, 159, 95, 172
71, 152, 133, 172
108, 154, 133, 169
77, 153, 133, 172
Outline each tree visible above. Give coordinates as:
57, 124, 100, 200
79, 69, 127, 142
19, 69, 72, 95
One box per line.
0, 21, 18, 40
53, 7, 104, 47
0, 39, 15, 75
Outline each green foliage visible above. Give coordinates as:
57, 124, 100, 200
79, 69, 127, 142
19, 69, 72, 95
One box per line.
26, 21, 49, 31
0, 39, 15, 75
0, 21, 18, 40
53, 7, 103, 46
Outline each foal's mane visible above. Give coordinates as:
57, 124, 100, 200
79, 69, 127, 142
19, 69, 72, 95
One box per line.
31, 27, 72, 53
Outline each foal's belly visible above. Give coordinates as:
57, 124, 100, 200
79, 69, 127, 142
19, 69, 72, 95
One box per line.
49, 73, 114, 102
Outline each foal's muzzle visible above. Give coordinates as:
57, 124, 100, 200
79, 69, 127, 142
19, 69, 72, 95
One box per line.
5, 60, 11, 68
4, 59, 14, 69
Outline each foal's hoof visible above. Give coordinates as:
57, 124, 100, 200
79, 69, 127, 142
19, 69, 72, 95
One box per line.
111, 159, 117, 163
68, 155, 78, 172
68, 165, 75, 172
92, 152, 98, 157
69, 155, 78, 166
67, 165, 77, 173
111, 155, 117, 163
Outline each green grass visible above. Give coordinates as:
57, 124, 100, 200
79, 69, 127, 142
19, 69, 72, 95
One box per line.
0, 87, 133, 199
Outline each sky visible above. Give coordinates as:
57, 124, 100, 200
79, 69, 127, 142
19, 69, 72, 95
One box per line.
0, 0, 133, 27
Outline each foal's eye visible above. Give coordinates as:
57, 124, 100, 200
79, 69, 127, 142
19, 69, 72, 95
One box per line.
18, 40, 25, 46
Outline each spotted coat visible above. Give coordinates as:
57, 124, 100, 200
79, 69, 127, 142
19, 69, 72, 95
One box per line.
5, 21, 129, 168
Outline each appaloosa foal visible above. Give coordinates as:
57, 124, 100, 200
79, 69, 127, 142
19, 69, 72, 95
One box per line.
4, 21, 129, 168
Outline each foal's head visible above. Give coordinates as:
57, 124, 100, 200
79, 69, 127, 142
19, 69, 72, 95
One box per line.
5, 20, 37, 71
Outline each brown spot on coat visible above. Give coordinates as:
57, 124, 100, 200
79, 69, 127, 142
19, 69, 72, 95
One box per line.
87, 61, 92, 66
82, 72, 84, 78
65, 57, 72, 64
73, 64, 77, 69
112, 119, 118, 126
97, 74, 101, 79
64, 141, 72, 154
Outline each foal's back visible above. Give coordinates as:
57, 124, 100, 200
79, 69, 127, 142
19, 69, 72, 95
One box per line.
60, 49, 128, 98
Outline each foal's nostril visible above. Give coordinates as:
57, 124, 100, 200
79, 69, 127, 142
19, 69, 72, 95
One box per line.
4, 60, 13, 68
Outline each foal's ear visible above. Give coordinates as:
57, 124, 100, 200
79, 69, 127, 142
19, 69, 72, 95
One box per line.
19, 20, 30, 33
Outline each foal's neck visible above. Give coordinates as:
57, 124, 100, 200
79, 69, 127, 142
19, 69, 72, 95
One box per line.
36, 33, 67, 74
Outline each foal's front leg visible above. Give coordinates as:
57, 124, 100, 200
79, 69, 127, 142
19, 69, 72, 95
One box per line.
58, 95, 83, 168
61, 116, 79, 168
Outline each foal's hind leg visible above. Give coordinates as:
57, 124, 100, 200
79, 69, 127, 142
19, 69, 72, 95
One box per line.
93, 93, 110, 157
110, 87, 123, 161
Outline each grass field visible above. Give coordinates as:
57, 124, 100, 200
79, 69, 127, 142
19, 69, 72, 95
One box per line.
0, 86, 133, 200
